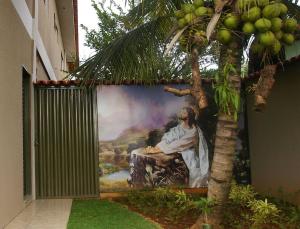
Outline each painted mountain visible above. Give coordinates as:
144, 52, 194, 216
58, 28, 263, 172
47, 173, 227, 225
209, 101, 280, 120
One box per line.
97, 85, 189, 192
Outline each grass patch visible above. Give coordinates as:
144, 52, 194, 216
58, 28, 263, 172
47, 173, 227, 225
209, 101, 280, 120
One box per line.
67, 199, 161, 229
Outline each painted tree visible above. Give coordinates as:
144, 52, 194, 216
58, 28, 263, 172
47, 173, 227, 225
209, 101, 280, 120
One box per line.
72, 0, 300, 227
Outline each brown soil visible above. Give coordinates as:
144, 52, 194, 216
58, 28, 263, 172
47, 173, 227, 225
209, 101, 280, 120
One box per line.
114, 198, 200, 229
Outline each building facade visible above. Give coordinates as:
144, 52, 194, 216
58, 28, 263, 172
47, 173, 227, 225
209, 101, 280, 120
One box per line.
247, 60, 300, 205
0, 0, 78, 227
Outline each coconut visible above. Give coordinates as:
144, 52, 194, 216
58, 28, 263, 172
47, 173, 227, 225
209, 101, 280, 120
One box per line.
193, 0, 204, 7
259, 31, 276, 46
283, 18, 298, 32
178, 18, 187, 28
271, 18, 282, 32
217, 29, 232, 44
262, 4, 281, 19
242, 7, 261, 22
243, 22, 256, 35
175, 10, 185, 18
184, 13, 196, 23
271, 39, 281, 55
182, 4, 195, 14
224, 14, 240, 29
195, 7, 208, 16
251, 42, 264, 54
279, 3, 288, 16
282, 33, 295, 45
274, 30, 283, 40
255, 18, 272, 32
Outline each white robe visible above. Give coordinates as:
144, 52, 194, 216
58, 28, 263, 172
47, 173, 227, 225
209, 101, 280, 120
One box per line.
156, 123, 209, 188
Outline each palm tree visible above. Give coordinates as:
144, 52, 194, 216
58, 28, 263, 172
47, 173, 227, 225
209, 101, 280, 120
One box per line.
202, 44, 243, 229
72, 0, 300, 227
195, 1, 300, 227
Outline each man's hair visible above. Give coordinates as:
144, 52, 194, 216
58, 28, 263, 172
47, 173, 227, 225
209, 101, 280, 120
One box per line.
183, 107, 196, 128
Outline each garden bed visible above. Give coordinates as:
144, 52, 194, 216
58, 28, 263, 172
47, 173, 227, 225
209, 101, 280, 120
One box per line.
114, 185, 300, 229
68, 185, 300, 229
116, 197, 200, 229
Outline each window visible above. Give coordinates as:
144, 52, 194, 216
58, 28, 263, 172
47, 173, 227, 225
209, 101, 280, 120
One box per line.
22, 68, 31, 198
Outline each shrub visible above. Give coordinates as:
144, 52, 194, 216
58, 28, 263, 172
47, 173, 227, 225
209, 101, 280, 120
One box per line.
194, 197, 215, 223
126, 188, 197, 221
224, 183, 300, 228
229, 182, 256, 206
286, 206, 300, 228
249, 199, 280, 226
127, 190, 156, 212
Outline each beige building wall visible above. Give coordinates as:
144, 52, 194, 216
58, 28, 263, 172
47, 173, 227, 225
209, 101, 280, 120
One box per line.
0, 0, 77, 226
0, 1, 33, 227
36, 52, 50, 80
38, 0, 68, 80
247, 62, 300, 204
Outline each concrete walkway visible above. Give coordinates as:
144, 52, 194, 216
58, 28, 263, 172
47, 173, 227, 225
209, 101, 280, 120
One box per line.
5, 199, 72, 229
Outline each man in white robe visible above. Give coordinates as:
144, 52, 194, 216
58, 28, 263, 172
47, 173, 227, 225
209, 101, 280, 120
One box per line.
145, 107, 209, 188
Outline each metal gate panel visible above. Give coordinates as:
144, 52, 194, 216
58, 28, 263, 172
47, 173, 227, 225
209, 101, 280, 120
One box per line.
35, 86, 98, 198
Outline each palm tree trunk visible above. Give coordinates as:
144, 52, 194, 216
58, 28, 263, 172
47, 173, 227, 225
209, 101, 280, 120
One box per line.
206, 115, 238, 227
208, 41, 243, 227
192, 41, 243, 229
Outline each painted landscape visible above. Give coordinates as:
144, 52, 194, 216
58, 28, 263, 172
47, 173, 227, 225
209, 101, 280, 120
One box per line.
99, 127, 148, 191
98, 85, 188, 192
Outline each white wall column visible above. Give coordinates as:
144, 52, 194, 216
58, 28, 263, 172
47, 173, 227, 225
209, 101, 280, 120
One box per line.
11, 0, 57, 81
30, 0, 39, 201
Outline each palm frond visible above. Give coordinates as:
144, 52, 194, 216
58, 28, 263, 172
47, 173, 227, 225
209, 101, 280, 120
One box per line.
71, 0, 224, 84
127, 0, 191, 22
70, 16, 184, 83
282, 0, 300, 21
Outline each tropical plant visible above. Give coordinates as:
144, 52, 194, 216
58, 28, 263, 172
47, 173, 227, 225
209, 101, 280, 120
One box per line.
223, 184, 300, 228
74, 0, 191, 83
80, 0, 128, 52
126, 188, 197, 221
249, 199, 280, 226
213, 63, 240, 120
72, 0, 300, 227
229, 181, 257, 207
286, 206, 300, 227
194, 197, 215, 224
206, 39, 243, 227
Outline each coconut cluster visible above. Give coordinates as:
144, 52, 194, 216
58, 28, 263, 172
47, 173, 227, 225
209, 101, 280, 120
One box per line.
217, 0, 298, 55
174, 0, 214, 51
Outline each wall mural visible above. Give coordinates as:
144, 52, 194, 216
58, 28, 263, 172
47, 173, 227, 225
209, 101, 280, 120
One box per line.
97, 85, 218, 192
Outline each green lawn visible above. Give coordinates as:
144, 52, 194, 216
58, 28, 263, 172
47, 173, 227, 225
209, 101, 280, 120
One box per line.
67, 200, 161, 229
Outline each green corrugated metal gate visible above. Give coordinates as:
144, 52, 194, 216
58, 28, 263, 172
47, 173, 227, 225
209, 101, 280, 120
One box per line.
34, 86, 99, 198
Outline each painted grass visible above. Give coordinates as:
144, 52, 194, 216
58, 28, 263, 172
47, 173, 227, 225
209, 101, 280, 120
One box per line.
67, 200, 161, 229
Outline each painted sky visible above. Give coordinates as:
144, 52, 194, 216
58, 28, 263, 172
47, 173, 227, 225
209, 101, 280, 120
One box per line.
97, 85, 188, 141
